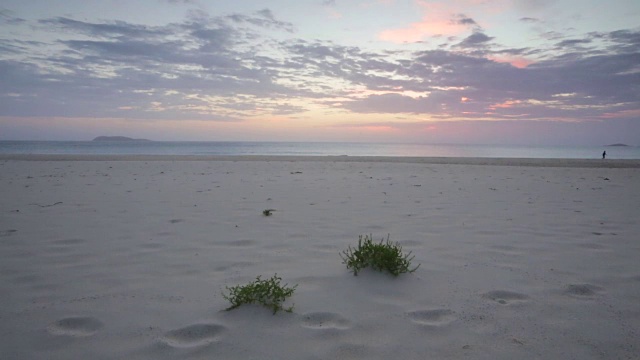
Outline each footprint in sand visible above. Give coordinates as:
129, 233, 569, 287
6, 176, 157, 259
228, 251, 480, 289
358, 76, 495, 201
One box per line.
301, 312, 351, 330
0, 229, 17, 237
47, 316, 103, 337
217, 239, 258, 247
51, 238, 86, 246
407, 309, 456, 326
488, 244, 523, 256
577, 242, 607, 250
155, 231, 175, 237
140, 241, 163, 250
482, 290, 529, 305
563, 283, 603, 298
48, 238, 87, 253
161, 323, 225, 348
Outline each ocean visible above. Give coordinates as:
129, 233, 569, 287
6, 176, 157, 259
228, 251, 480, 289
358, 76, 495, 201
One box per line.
0, 141, 639, 159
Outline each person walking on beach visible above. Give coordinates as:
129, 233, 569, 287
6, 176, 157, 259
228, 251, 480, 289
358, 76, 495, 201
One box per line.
602, 151, 606, 159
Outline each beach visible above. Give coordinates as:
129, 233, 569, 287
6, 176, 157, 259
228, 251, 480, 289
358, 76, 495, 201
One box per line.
1, 155, 639, 359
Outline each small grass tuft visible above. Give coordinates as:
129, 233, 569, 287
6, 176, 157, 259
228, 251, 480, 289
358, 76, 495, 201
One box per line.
340, 234, 420, 276
222, 274, 297, 314
262, 209, 276, 216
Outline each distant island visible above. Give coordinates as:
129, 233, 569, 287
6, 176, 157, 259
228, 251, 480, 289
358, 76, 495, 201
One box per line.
605, 143, 630, 147
92, 136, 151, 142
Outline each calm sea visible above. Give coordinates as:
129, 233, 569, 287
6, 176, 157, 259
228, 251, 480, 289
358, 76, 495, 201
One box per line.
0, 141, 639, 159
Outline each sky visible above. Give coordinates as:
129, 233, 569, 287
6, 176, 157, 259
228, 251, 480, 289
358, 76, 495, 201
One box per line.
1, 0, 639, 145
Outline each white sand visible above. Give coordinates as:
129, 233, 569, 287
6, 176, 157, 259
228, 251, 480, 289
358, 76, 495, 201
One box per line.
1, 156, 639, 359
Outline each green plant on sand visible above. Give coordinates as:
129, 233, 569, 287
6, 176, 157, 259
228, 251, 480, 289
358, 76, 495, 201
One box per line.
222, 274, 297, 314
340, 234, 420, 276
263, 209, 276, 216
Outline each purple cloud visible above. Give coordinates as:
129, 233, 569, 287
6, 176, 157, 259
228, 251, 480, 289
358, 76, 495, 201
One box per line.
0, 9, 638, 130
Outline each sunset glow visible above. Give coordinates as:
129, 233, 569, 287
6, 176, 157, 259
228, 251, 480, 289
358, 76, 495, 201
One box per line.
0, 0, 638, 145
488, 56, 535, 69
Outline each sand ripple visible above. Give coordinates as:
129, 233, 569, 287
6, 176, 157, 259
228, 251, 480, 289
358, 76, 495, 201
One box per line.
301, 312, 350, 330
407, 309, 456, 326
48, 316, 103, 336
51, 238, 86, 246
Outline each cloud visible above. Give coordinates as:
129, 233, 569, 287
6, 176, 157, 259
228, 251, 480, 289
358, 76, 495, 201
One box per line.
257, 8, 275, 19
165, 0, 198, 4
455, 32, 494, 48
378, 3, 480, 43
488, 55, 534, 69
39, 17, 172, 39
320, 1, 342, 19
341, 93, 449, 114
287, 42, 344, 60
555, 38, 592, 48
607, 29, 640, 53
328, 34, 640, 121
455, 15, 478, 27
227, 9, 294, 33
0, 9, 25, 25
1, 8, 638, 129
329, 118, 640, 146
512, 0, 554, 12
0, 12, 304, 121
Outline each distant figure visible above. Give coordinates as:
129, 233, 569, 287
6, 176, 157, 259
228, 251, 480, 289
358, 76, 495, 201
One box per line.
602, 151, 606, 159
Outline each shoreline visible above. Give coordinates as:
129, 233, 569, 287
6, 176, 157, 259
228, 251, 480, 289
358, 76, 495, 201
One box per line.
1, 154, 639, 168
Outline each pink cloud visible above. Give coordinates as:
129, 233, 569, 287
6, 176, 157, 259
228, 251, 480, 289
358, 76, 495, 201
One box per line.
378, 2, 469, 43
489, 55, 535, 68
378, 0, 514, 43
325, 8, 342, 19
489, 100, 522, 110
599, 108, 640, 119
362, 125, 397, 132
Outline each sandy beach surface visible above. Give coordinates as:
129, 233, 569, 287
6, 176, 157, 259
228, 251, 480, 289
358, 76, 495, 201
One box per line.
1, 155, 639, 359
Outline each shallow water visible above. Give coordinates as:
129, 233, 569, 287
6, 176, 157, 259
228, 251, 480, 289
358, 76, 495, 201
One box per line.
1, 140, 639, 159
